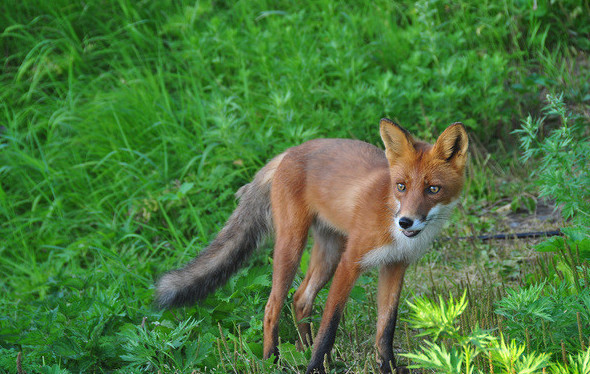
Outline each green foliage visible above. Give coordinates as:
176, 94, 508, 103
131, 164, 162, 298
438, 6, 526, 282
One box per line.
552, 348, 590, 374
534, 229, 590, 296
404, 341, 468, 374
495, 282, 590, 355
404, 291, 468, 341
403, 292, 588, 374
492, 335, 552, 374
481, 92, 590, 374
513, 92, 590, 298
119, 318, 215, 371
514, 93, 590, 223
0, 0, 588, 372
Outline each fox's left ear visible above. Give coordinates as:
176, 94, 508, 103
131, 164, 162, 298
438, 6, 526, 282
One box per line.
433, 123, 469, 168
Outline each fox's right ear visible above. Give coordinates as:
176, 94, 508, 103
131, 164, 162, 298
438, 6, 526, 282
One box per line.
379, 118, 414, 162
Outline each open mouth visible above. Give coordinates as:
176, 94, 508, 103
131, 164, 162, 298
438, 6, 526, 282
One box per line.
402, 230, 421, 238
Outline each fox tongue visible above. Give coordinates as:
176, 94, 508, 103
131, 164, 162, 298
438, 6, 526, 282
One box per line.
402, 230, 421, 238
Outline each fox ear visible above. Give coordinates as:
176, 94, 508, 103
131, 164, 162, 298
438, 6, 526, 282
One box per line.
433, 122, 469, 168
379, 118, 414, 162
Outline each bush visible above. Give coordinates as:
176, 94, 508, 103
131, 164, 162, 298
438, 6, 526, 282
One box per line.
403, 292, 590, 374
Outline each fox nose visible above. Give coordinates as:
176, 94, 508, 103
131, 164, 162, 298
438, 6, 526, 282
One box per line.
398, 217, 414, 229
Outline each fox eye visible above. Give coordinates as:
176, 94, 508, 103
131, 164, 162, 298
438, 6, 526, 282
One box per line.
428, 185, 440, 194
396, 183, 406, 192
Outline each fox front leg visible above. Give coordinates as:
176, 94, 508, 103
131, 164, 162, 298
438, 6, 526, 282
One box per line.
375, 262, 410, 374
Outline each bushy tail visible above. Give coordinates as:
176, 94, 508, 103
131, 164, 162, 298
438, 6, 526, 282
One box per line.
155, 157, 281, 308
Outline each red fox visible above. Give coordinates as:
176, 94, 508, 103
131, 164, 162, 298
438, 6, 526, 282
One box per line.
155, 118, 468, 374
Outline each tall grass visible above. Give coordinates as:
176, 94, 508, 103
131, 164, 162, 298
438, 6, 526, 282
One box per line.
1, 0, 588, 372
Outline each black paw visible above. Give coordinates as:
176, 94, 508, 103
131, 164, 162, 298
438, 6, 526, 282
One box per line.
394, 366, 411, 374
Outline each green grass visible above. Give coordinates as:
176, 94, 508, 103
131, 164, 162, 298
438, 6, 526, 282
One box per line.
1, 0, 589, 372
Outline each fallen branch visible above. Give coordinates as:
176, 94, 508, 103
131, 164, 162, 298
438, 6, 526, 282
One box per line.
441, 229, 562, 242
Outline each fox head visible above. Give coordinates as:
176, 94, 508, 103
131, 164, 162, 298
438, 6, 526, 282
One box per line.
379, 118, 468, 239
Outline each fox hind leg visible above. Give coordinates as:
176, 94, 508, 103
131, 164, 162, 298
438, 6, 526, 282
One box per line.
293, 240, 339, 349
263, 229, 310, 359
262, 178, 313, 360
293, 221, 344, 349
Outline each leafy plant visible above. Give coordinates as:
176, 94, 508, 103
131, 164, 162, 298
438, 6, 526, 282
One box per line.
551, 348, 590, 374
119, 317, 215, 372
514, 93, 589, 294
514, 93, 589, 224
404, 292, 468, 342
495, 282, 590, 355
403, 292, 589, 374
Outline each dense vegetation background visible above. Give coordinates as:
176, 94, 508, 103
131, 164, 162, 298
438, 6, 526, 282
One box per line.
1, 0, 588, 372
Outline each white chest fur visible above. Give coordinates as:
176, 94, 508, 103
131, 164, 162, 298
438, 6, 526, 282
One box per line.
359, 201, 457, 268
